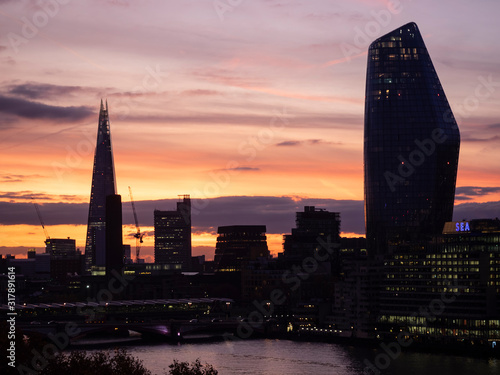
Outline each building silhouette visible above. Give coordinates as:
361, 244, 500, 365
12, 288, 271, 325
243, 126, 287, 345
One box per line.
364, 22, 460, 256
84, 100, 117, 273
154, 195, 191, 270
283, 206, 340, 267
45, 238, 83, 282
214, 225, 269, 272
45, 238, 76, 257
105, 194, 123, 275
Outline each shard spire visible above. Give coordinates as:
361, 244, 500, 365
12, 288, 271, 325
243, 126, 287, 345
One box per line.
84, 100, 117, 273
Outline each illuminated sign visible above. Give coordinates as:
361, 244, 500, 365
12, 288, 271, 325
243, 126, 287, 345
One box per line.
456, 222, 470, 232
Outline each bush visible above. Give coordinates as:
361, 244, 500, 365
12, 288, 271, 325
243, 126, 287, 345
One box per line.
168, 358, 218, 375
38, 349, 151, 375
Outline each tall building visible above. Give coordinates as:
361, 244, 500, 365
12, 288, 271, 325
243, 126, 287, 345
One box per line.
364, 22, 460, 256
84, 100, 117, 273
154, 195, 191, 269
283, 206, 340, 266
214, 225, 269, 272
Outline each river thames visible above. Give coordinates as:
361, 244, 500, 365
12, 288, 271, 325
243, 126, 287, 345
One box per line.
108, 338, 500, 375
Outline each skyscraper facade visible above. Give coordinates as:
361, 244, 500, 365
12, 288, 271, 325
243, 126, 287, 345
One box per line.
214, 225, 269, 272
154, 195, 192, 269
283, 206, 340, 265
364, 22, 460, 256
84, 100, 117, 272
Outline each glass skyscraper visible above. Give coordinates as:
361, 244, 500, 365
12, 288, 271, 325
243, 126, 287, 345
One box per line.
84, 100, 117, 272
364, 22, 460, 256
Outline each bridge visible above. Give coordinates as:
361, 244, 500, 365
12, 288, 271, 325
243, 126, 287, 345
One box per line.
2, 297, 236, 342
18, 319, 239, 342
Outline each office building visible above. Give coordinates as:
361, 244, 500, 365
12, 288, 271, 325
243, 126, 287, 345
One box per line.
84, 100, 117, 273
154, 195, 191, 270
44, 238, 82, 282
45, 238, 76, 257
214, 225, 269, 272
283, 206, 341, 268
364, 22, 460, 256
379, 219, 500, 345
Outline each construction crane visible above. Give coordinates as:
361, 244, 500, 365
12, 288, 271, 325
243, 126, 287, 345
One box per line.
31, 197, 49, 243
128, 186, 144, 262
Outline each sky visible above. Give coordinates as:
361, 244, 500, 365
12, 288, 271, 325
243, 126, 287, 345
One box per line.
1, 0, 500, 261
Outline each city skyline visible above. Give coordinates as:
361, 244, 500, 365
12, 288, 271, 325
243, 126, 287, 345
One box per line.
2, 1, 500, 260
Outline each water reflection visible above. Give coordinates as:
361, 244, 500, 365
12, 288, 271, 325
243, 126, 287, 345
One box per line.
112, 339, 498, 375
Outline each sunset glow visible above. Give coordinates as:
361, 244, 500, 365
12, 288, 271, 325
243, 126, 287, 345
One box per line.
2, 0, 500, 260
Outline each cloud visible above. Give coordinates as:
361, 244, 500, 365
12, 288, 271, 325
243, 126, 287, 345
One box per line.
181, 89, 221, 97
277, 140, 301, 146
461, 135, 500, 143
6, 82, 87, 100
0, 201, 87, 226
0, 175, 45, 183
453, 201, 500, 221
0, 191, 82, 202
0, 195, 365, 235
0, 175, 25, 183
455, 186, 500, 201
276, 139, 339, 147
0, 95, 93, 121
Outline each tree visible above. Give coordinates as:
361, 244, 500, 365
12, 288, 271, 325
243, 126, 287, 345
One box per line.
168, 359, 218, 375
38, 349, 151, 375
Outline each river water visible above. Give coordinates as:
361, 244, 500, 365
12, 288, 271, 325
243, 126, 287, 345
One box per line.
116, 339, 499, 375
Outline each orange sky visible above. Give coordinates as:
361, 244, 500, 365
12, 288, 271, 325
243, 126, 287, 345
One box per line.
2, 0, 500, 260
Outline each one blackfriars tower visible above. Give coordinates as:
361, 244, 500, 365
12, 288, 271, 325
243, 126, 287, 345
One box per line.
364, 22, 460, 257
84, 100, 117, 273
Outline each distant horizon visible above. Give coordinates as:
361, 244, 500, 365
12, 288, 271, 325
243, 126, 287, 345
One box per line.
2, 1, 500, 260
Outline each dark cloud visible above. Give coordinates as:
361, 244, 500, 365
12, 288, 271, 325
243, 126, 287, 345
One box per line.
277, 140, 301, 146
4, 195, 500, 241
453, 201, 500, 221
455, 186, 500, 201
0, 191, 80, 202
129, 196, 366, 235
0, 95, 93, 121
7, 82, 86, 100
0, 201, 87, 227
0, 195, 365, 235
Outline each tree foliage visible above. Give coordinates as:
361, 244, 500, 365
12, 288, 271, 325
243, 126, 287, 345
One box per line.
39, 349, 151, 375
168, 358, 218, 375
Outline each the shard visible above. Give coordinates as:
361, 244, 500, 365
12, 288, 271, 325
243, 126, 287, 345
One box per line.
84, 100, 117, 273
364, 22, 460, 256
